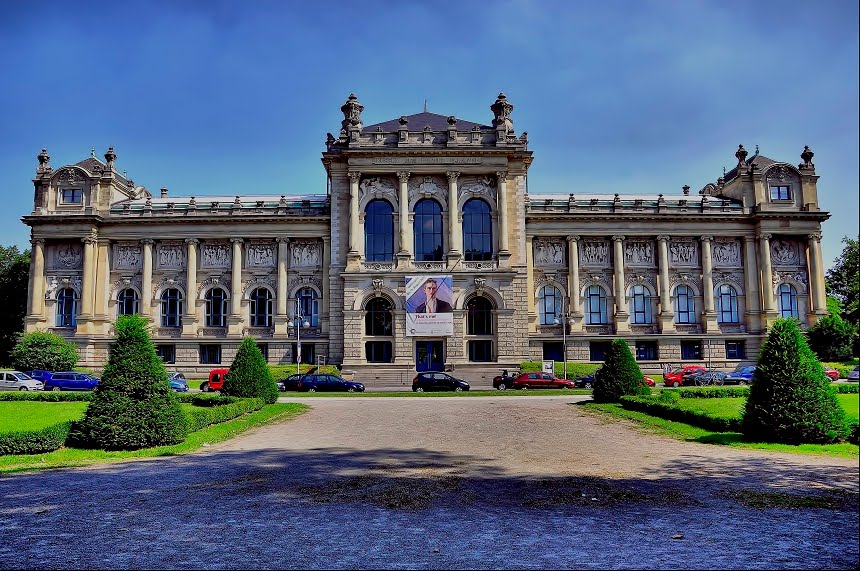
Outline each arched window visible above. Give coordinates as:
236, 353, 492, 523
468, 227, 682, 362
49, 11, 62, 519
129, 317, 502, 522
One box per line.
585, 285, 608, 325
630, 284, 653, 324
467, 296, 494, 335
365, 199, 394, 262
161, 288, 183, 328
463, 198, 492, 261
250, 288, 273, 328
414, 199, 443, 261
716, 285, 740, 323
297, 287, 319, 327
56, 288, 77, 327
205, 288, 228, 327
778, 283, 799, 319
365, 297, 393, 336
117, 288, 139, 316
674, 285, 695, 324
538, 285, 563, 326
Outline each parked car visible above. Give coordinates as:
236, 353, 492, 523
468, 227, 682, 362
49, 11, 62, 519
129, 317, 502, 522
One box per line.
24, 369, 53, 383
664, 365, 707, 387
511, 372, 575, 390
822, 367, 840, 382
201, 368, 229, 392
412, 371, 470, 392
492, 370, 518, 390
573, 374, 654, 389
43, 371, 99, 392
643, 376, 656, 387
167, 372, 189, 393
848, 366, 859, 382
687, 370, 727, 386
298, 373, 365, 393
279, 367, 318, 391
0, 371, 44, 391
724, 365, 756, 385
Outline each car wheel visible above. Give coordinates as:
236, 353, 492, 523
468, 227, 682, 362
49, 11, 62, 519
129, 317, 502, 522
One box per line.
455, 386, 463, 392
498, 383, 507, 391
521, 385, 529, 390
308, 388, 316, 393
52, 386, 61, 392
19, 386, 29, 391
416, 387, 424, 392
347, 388, 356, 393
584, 382, 592, 389
738, 380, 747, 386
200, 382, 209, 393
672, 381, 680, 388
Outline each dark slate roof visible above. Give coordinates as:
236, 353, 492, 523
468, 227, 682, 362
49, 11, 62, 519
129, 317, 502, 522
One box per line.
723, 153, 778, 182
74, 156, 132, 185
363, 112, 491, 132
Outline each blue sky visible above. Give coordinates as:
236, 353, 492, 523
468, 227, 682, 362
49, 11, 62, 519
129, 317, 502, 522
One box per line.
1, 0, 857, 266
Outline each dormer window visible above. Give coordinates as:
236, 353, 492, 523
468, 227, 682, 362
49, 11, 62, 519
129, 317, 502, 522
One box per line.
770, 185, 791, 201
62, 188, 83, 204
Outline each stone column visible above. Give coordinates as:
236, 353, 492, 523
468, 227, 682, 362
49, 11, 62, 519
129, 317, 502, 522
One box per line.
347, 172, 361, 266
94, 239, 111, 331
567, 236, 583, 332
807, 233, 827, 320
657, 235, 674, 332
141, 239, 154, 319
183, 238, 199, 335
612, 235, 629, 332
79, 232, 97, 332
275, 237, 289, 335
526, 235, 536, 332
447, 171, 461, 264
396, 171, 411, 263
758, 232, 777, 325
496, 171, 510, 258
701, 236, 718, 331
228, 238, 244, 336
321, 237, 331, 335
27, 238, 45, 321
742, 235, 761, 332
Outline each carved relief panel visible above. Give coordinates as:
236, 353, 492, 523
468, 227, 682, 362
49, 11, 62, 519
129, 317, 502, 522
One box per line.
290, 241, 321, 268
246, 242, 275, 268
51, 243, 83, 270
458, 174, 497, 204
533, 239, 565, 267
579, 239, 610, 268
770, 239, 803, 267
45, 275, 82, 299
113, 243, 142, 271
156, 242, 186, 270
765, 165, 799, 184
668, 239, 699, 267
713, 239, 742, 268
358, 176, 397, 205
624, 240, 655, 267
408, 175, 447, 206
200, 243, 231, 269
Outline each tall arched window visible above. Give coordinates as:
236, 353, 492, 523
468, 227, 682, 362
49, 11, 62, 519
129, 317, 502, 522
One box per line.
674, 285, 695, 324
205, 287, 228, 327
117, 288, 139, 316
716, 285, 740, 323
365, 297, 392, 336
365, 199, 394, 262
467, 296, 494, 335
56, 288, 77, 327
463, 198, 492, 261
161, 288, 183, 328
630, 284, 653, 324
414, 199, 443, 261
538, 285, 563, 326
297, 287, 319, 327
585, 285, 608, 325
250, 288, 273, 327
778, 283, 799, 319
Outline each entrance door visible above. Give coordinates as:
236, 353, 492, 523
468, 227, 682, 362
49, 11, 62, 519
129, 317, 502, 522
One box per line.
416, 341, 444, 372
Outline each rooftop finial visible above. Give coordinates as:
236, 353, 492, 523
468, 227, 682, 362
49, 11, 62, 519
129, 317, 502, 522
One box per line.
754, 144, 759, 155
104, 146, 117, 169
423, 98, 427, 113
340, 93, 364, 132
491, 92, 514, 132
735, 144, 748, 165
90, 146, 96, 158
800, 145, 815, 170
682, 185, 690, 196
722, 166, 726, 176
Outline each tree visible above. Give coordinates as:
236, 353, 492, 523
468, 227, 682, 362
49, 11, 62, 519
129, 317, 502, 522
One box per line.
72, 314, 187, 450
11, 331, 79, 372
826, 236, 858, 330
806, 315, 856, 362
742, 318, 847, 444
0, 246, 30, 365
222, 337, 278, 404
591, 338, 651, 403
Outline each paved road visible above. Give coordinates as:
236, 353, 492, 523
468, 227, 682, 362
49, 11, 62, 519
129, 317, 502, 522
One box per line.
0, 396, 857, 569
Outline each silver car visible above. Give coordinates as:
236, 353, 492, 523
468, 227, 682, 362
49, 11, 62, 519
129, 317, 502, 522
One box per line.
848, 366, 859, 381
0, 371, 44, 391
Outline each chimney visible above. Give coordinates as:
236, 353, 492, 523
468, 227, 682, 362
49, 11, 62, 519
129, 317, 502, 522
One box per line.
160, 187, 168, 198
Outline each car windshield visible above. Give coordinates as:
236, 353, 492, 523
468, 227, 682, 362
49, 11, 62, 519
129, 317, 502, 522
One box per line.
13, 373, 33, 380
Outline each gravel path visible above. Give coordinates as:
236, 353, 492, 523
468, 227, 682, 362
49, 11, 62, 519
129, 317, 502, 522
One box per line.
0, 395, 857, 569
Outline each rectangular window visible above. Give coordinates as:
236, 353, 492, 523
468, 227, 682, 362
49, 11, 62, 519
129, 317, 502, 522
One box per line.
681, 340, 702, 360
635, 341, 658, 361
770, 185, 791, 201
365, 341, 393, 363
257, 343, 269, 362
468, 340, 494, 362
62, 188, 83, 204
589, 341, 611, 362
542, 342, 564, 362
155, 344, 176, 364
725, 341, 746, 360
199, 344, 221, 365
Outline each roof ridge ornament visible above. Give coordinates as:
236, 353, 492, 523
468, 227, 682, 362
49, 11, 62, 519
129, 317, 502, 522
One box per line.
490, 92, 514, 133
340, 93, 364, 132
37, 148, 51, 173
735, 144, 748, 165
799, 145, 815, 171
105, 147, 117, 170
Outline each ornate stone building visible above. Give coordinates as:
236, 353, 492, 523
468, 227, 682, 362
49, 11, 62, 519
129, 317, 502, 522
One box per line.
22, 94, 829, 382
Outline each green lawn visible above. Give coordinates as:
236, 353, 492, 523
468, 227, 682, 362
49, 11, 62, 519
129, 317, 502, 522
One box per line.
0, 402, 88, 433
670, 394, 859, 423
277, 389, 593, 397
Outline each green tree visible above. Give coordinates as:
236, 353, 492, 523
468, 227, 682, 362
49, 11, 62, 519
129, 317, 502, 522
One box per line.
742, 318, 847, 444
222, 337, 278, 404
11, 331, 79, 372
591, 339, 651, 403
826, 236, 858, 329
806, 314, 856, 361
72, 314, 187, 450
0, 246, 30, 365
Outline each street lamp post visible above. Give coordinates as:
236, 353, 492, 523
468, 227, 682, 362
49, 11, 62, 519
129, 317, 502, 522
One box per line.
553, 311, 571, 380
289, 298, 311, 373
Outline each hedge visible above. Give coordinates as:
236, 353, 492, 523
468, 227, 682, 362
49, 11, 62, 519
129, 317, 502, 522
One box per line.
668, 387, 751, 399
619, 395, 741, 432
0, 421, 73, 455
822, 362, 858, 379
269, 364, 340, 379
519, 361, 600, 379
0, 392, 93, 402
184, 397, 267, 431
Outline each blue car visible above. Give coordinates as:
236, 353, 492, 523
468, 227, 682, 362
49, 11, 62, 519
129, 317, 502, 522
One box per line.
167, 372, 189, 392
724, 365, 756, 385
43, 371, 100, 391
297, 373, 365, 393
24, 370, 53, 383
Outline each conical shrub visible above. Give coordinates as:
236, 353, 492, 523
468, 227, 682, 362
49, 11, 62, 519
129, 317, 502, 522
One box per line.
72, 315, 187, 450
592, 338, 651, 403
222, 337, 278, 404
742, 318, 848, 444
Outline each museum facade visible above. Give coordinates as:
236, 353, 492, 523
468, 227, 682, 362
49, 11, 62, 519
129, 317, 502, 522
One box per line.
22, 94, 830, 383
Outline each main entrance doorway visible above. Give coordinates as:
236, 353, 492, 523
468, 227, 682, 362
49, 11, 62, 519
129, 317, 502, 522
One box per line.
415, 341, 444, 372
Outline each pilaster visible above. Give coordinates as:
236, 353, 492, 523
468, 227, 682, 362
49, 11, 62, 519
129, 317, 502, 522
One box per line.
496, 170, 511, 267
700, 236, 718, 332
228, 238, 244, 336
657, 235, 674, 333
141, 239, 154, 318
182, 238, 199, 336
807, 232, 828, 324
25, 237, 46, 330
347, 171, 362, 269
567, 236, 583, 332
758, 232, 777, 326
742, 235, 762, 333
446, 171, 462, 265
77, 231, 97, 334
612, 235, 629, 333
275, 237, 289, 335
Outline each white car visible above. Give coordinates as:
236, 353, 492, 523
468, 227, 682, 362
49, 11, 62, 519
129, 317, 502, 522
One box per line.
848, 366, 859, 381
0, 371, 44, 391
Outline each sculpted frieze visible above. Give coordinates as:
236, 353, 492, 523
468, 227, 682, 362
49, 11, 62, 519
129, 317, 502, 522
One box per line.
458, 174, 497, 203
246, 242, 275, 268
771, 239, 800, 266
45, 275, 82, 300
766, 165, 799, 183
290, 241, 321, 268
713, 239, 741, 267
113, 243, 142, 270
579, 240, 610, 267
359, 176, 397, 203
200, 244, 231, 269
408, 175, 447, 205
533, 239, 565, 266
669, 240, 699, 267
624, 241, 655, 266
156, 242, 186, 270
772, 270, 808, 292
52, 243, 83, 270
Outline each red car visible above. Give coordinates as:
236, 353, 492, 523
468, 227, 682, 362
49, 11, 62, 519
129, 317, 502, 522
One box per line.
823, 367, 839, 381
200, 368, 229, 392
512, 372, 575, 390
643, 376, 656, 387
663, 365, 707, 387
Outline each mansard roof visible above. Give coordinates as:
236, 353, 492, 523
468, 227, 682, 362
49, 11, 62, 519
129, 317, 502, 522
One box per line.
722, 152, 778, 183
363, 112, 492, 132
73, 156, 132, 186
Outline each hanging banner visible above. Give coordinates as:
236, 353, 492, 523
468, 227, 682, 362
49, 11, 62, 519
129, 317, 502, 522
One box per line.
405, 275, 454, 337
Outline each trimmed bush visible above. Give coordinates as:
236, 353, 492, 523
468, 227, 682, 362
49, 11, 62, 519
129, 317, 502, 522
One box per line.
671, 386, 751, 399
222, 337, 279, 404
833, 383, 859, 394
807, 315, 856, 362
742, 318, 848, 444
0, 421, 73, 455
592, 339, 651, 403
70, 315, 188, 450
184, 397, 267, 431
11, 331, 79, 372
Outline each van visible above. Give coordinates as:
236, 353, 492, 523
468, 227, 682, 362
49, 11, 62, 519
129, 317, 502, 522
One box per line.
201, 368, 229, 392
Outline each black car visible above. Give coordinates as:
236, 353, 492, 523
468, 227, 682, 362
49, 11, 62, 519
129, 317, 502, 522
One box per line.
297, 373, 365, 393
573, 374, 595, 389
492, 370, 518, 390
278, 367, 318, 391
412, 371, 470, 392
